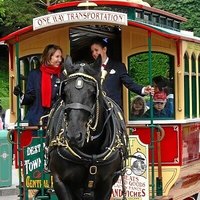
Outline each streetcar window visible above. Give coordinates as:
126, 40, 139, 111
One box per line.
19, 55, 41, 115
167, 19, 173, 27
135, 10, 143, 19
128, 52, 174, 121
152, 15, 159, 24
174, 21, 180, 30
144, 12, 151, 22
160, 16, 167, 27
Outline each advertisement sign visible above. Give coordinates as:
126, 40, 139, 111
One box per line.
22, 135, 148, 199
111, 135, 149, 200
23, 137, 53, 189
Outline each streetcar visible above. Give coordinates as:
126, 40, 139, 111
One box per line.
0, 0, 200, 199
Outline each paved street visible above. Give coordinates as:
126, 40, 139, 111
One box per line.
0, 195, 18, 200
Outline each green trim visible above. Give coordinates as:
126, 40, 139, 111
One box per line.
127, 8, 135, 20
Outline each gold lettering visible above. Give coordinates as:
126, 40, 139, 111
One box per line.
43, 180, 50, 188
25, 176, 42, 188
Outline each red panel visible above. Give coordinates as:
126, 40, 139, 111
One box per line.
131, 125, 181, 166
13, 130, 33, 168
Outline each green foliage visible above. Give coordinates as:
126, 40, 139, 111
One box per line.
0, 65, 9, 109
2, 0, 46, 30
0, 0, 72, 37
0, 0, 5, 23
129, 52, 170, 86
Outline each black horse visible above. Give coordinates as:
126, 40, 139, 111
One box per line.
46, 55, 128, 200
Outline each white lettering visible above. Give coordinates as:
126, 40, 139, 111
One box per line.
27, 144, 41, 156
24, 158, 42, 175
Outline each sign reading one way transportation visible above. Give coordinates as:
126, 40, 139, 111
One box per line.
33, 10, 127, 30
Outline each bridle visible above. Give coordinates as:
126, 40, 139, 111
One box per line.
60, 72, 100, 142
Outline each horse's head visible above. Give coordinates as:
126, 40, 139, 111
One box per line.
60, 55, 102, 147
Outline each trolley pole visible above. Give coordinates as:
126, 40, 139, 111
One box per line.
15, 40, 23, 200
148, 31, 155, 200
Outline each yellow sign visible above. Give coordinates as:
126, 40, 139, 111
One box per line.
111, 135, 149, 200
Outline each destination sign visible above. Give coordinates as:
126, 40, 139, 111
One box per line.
33, 10, 127, 30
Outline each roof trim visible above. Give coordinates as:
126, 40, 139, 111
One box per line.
0, 26, 33, 43
48, 0, 187, 22
128, 21, 180, 40
135, 22, 200, 44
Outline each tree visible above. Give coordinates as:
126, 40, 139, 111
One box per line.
0, 0, 69, 37
0, 0, 5, 23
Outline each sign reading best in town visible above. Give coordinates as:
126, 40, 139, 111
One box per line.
33, 10, 128, 30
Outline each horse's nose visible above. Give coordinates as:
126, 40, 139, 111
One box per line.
67, 132, 83, 145
74, 132, 82, 141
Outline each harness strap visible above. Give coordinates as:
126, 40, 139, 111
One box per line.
65, 103, 93, 113
90, 107, 112, 141
83, 155, 97, 200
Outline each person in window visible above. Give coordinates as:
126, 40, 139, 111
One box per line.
90, 37, 153, 108
152, 75, 174, 117
13, 44, 63, 126
131, 95, 147, 119
144, 91, 171, 118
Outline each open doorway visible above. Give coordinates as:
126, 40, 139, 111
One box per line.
69, 25, 122, 63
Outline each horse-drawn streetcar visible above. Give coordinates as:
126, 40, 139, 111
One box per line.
1, 0, 200, 199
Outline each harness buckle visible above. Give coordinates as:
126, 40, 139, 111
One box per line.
89, 165, 97, 175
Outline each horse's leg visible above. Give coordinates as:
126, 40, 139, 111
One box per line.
53, 173, 72, 200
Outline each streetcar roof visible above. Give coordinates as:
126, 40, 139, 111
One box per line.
0, 0, 200, 44
48, 0, 187, 23
1, 21, 200, 44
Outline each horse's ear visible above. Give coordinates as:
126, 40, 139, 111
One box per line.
96, 54, 102, 68
90, 54, 102, 74
63, 55, 76, 74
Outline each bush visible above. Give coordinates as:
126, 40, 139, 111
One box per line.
0, 62, 9, 110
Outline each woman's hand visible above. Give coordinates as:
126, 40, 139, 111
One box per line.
144, 85, 154, 96
13, 85, 23, 97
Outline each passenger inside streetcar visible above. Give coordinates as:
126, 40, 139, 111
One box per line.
152, 75, 174, 117
143, 91, 171, 118
130, 95, 147, 119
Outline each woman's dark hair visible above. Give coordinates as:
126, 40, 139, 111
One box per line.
90, 37, 108, 48
153, 75, 169, 95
